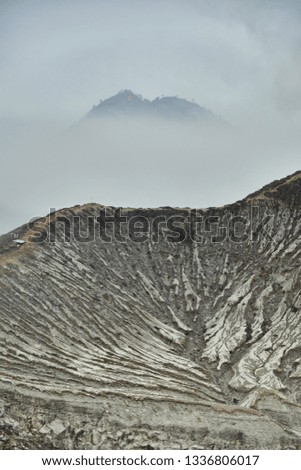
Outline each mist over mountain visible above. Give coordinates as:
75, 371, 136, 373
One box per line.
86, 90, 219, 121
1, 83, 300, 237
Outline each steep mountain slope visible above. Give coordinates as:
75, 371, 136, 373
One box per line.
0, 171, 300, 449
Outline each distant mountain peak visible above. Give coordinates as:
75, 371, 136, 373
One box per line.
87, 90, 217, 121
117, 89, 140, 98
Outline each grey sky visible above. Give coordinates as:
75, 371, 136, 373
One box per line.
0, 0, 300, 233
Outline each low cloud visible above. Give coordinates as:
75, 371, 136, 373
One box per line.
1, 115, 300, 234
0, 0, 300, 233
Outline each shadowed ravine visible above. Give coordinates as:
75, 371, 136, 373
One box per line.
0, 171, 300, 449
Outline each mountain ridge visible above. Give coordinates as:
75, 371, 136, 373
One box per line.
1, 169, 300, 244
86, 89, 218, 121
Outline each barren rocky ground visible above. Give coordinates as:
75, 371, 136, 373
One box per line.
0, 171, 300, 449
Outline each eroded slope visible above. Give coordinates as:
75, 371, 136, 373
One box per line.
0, 171, 300, 449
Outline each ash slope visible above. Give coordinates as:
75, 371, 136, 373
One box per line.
0, 171, 301, 450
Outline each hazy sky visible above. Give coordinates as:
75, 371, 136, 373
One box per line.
0, 0, 301, 233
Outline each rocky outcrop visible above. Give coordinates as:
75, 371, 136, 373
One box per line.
0, 171, 300, 449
